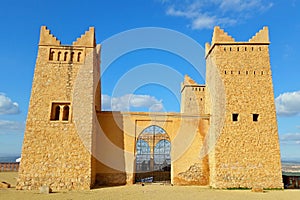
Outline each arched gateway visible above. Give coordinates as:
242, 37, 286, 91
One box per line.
135, 125, 171, 183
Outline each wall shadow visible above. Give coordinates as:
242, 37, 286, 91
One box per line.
93, 111, 127, 188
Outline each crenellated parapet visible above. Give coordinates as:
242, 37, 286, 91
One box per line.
37, 26, 96, 63
206, 26, 270, 58
181, 75, 206, 114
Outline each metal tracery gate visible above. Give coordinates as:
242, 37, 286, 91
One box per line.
135, 125, 171, 183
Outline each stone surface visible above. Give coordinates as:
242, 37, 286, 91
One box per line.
0, 182, 11, 188
39, 185, 52, 194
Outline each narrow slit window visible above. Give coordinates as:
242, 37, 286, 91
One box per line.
253, 114, 259, 122
57, 52, 61, 61
62, 105, 70, 121
50, 103, 60, 121
225, 71, 227, 74
77, 52, 81, 62
261, 71, 264, 75
232, 113, 239, 122
64, 52, 68, 61
49, 51, 54, 61
70, 52, 75, 62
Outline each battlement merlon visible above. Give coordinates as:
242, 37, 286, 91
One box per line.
39, 26, 61, 46
38, 26, 96, 48
72, 27, 96, 48
205, 26, 270, 58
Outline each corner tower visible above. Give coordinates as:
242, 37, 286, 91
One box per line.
205, 27, 283, 188
17, 26, 101, 190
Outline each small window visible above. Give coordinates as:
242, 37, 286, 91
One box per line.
50, 102, 70, 121
50, 103, 60, 121
253, 114, 259, 122
261, 71, 264, 75
225, 71, 227, 74
238, 71, 240, 74
62, 105, 70, 121
70, 52, 75, 62
224, 47, 226, 51
254, 71, 256, 75
64, 52, 68, 61
246, 71, 248, 75
49, 51, 54, 61
229, 47, 232, 51
245, 47, 247, 51
77, 52, 81, 62
237, 47, 239, 51
232, 113, 239, 122
57, 52, 61, 61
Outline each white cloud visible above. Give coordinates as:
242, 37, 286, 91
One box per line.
161, 0, 273, 29
0, 93, 20, 115
280, 133, 300, 145
275, 91, 300, 116
102, 94, 164, 112
0, 120, 25, 134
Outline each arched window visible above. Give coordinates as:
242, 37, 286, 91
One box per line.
57, 51, 61, 61
50, 103, 60, 121
64, 52, 68, 61
49, 51, 54, 61
77, 52, 81, 62
50, 102, 70, 121
70, 52, 75, 62
62, 105, 70, 121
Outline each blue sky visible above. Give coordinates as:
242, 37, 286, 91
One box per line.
0, 0, 299, 161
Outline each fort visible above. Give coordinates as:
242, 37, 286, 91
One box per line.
16, 26, 283, 190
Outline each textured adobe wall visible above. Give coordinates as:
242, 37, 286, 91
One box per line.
205, 27, 283, 189
17, 27, 99, 190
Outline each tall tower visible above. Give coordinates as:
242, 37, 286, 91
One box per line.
17, 26, 101, 190
205, 27, 283, 188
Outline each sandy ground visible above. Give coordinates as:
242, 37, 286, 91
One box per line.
1, 172, 300, 200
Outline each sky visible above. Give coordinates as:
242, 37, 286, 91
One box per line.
0, 0, 299, 161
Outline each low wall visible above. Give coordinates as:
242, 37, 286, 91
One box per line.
0, 162, 19, 172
